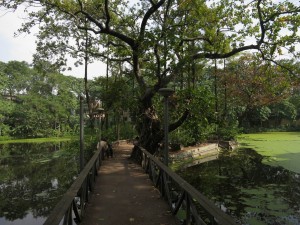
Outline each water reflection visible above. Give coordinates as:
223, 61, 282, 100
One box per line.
0, 142, 79, 225
178, 148, 300, 225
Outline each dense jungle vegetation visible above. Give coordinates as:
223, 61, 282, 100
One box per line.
1, 57, 300, 145
1, 0, 300, 152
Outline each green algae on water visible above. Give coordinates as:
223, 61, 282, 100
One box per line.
238, 132, 300, 173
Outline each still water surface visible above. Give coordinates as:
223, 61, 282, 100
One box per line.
0, 142, 79, 225
178, 148, 300, 225
2, 139, 300, 225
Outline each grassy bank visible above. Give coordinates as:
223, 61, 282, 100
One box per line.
0, 136, 74, 144
238, 132, 300, 173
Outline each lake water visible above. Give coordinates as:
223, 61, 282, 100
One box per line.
0, 141, 79, 225
2, 134, 300, 225
178, 147, 300, 225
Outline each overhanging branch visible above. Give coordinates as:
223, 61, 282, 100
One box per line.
193, 44, 260, 60
169, 109, 190, 132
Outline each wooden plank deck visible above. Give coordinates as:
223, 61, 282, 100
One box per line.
80, 143, 181, 225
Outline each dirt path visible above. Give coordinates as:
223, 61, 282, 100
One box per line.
80, 143, 180, 225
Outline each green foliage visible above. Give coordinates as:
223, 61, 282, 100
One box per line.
101, 123, 137, 142
213, 54, 299, 132
2, 61, 31, 96
271, 100, 297, 121
91, 76, 136, 113
1, 0, 300, 147
90, 74, 138, 141
0, 60, 82, 138
217, 120, 241, 141
168, 85, 215, 145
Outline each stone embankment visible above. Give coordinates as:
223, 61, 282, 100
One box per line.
169, 141, 238, 164
170, 143, 219, 162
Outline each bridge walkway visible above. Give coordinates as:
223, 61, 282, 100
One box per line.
80, 142, 181, 225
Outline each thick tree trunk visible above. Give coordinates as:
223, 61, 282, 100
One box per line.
137, 98, 163, 154
130, 87, 189, 161
130, 93, 164, 161
130, 48, 164, 157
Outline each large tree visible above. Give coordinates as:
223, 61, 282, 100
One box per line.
220, 54, 295, 125
1, 0, 300, 153
0, 60, 81, 137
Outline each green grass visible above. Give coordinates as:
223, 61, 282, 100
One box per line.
238, 132, 300, 173
0, 136, 75, 144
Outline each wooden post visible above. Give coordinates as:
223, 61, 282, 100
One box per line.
80, 96, 85, 171
158, 88, 174, 167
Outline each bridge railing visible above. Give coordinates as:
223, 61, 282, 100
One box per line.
139, 147, 237, 225
43, 146, 104, 225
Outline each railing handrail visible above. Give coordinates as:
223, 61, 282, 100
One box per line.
43, 146, 103, 225
44, 142, 236, 225
139, 146, 237, 225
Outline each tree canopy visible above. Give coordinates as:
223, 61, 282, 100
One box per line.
0, 60, 82, 137
1, 0, 300, 152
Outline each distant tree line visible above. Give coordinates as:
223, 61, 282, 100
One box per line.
1, 57, 299, 143
2, 0, 300, 155
0, 60, 136, 140
0, 60, 83, 138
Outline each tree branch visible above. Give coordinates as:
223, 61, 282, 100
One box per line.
154, 43, 161, 80
193, 44, 260, 60
104, 0, 110, 28
139, 0, 165, 42
263, 7, 300, 24
256, 0, 266, 46
262, 56, 298, 78
169, 109, 190, 132
193, 0, 269, 60
179, 36, 213, 46
107, 41, 127, 48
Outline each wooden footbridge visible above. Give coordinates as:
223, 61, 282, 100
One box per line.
43, 141, 237, 225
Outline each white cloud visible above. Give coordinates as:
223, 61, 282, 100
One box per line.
64, 58, 107, 79
0, 7, 106, 79
0, 8, 36, 63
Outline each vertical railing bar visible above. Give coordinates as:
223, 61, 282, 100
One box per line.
210, 214, 217, 225
63, 214, 67, 225
146, 156, 150, 173
142, 152, 147, 170
163, 172, 173, 207
148, 158, 154, 181
68, 205, 73, 225
146, 155, 150, 171
80, 183, 85, 218
189, 199, 207, 225
88, 171, 93, 191
88, 171, 92, 191
185, 194, 191, 225
85, 177, 89, 201
173, 191, 185, 215
92, 163, 96, 182
150, 160, 155, 180
155, 169, 162, 188
160, 169, 165, 197
94, 163, 96, 179
72, 199, 81, 223
62, 206, 70, 225
150, 160, 156, 181
144, 153, 148, 170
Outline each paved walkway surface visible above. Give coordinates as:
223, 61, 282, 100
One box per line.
80, 143, 180, 225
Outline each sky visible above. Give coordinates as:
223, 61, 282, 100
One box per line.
0, 7, 106, 79
1, 1, 299, 79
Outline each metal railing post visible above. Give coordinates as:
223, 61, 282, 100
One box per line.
80, 96, 85, 171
